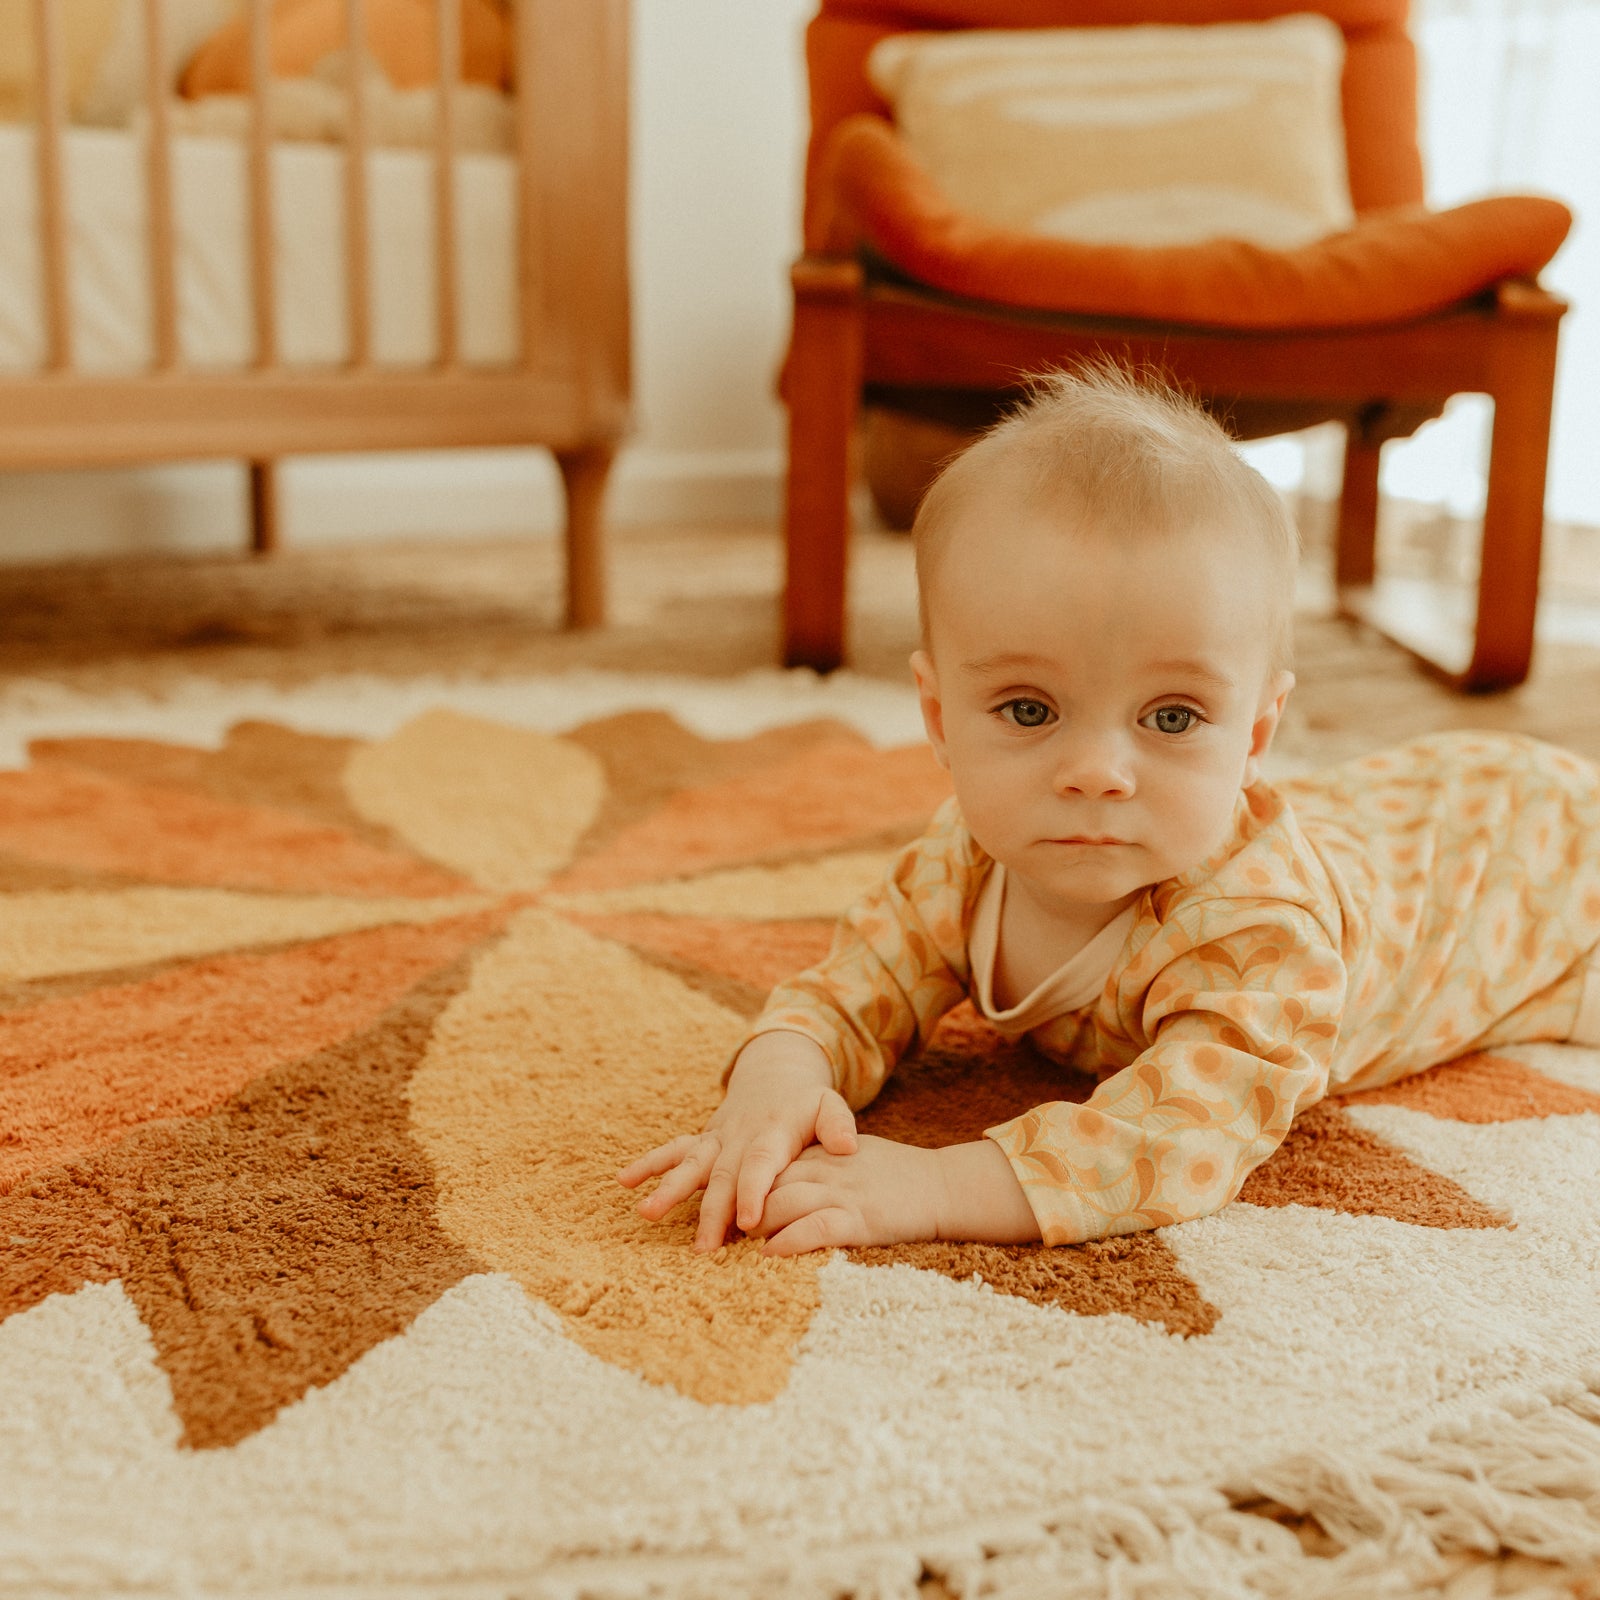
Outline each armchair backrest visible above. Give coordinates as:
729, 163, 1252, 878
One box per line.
803, 0, 1425, 250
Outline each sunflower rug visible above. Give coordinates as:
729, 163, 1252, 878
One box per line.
3, 672, 1600, 1600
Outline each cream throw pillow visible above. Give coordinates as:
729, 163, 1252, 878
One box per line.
868, 15, 1355, 250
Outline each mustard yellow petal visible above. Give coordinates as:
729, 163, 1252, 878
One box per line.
407, 906, 821, 1405
341, 711, 605, 891
0, 888, 491, 983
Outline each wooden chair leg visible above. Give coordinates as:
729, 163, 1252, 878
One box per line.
1459, 305, 1562, 691
249, 459, 280, 556
1336, 287, 1564, 692
783, 256, 865, 672
554, 442, 615, 630
1334, 428, 1381, 597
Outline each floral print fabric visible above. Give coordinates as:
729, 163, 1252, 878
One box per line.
748, 732, 1600, 1244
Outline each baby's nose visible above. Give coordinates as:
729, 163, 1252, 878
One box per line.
1052, 736, 1135, 796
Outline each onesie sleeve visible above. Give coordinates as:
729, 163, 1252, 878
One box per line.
734, 798, 978, 1108
984, 904, 1345, 1245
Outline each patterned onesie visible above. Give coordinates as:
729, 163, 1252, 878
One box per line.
743, 731, 1600, 1245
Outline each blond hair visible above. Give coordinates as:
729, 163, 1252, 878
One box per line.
912, 364, 1299, 673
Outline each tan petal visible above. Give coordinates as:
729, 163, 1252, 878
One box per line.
342, 711, 604, 891
546, 849, 895, 921
407, 907, 821, 1405
0, 888, 491, 984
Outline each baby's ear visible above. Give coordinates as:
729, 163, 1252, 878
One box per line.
910, 650, 950, 770
1242, 670, 1296, 787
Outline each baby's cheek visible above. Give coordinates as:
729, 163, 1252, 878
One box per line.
1156, 788, 1240, 873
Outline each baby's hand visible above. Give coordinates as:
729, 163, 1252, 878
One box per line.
751, 1135, 943, 1256
616, 1032, 857, 1252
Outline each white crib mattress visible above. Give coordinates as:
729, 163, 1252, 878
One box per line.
0, 123, 519, 373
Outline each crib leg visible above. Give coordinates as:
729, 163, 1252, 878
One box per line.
249, 460, 281, 556
555, 443, 614, 629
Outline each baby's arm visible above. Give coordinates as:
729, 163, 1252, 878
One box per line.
988, 912, 1345, 1244
753, 1133, 1040, 1256
617, 1030, 858, 1252
759, 907, 1345, 1253
620, 800, 977, 1249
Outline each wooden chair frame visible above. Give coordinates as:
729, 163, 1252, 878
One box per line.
783, 260, 1565, 692
0, 0, 630, 629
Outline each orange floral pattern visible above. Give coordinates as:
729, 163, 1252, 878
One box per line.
751, 732, 1600, 1245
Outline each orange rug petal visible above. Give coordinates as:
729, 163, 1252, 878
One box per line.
1340, 1052, 1600, 1122
0, 906, 509, 1196
550, 739, 951, 893
0, 765, 469, 897
562, 912, 838, 995
30, 723, 398, 848
564, 711, 866, 859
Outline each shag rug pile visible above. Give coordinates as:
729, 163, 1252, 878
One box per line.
3, 672, 1599, 1600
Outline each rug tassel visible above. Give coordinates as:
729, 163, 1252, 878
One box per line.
1239, 1373, 1600, 1575
905, 1377, 1600, 1600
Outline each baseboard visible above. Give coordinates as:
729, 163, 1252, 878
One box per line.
0, 445, 785, 565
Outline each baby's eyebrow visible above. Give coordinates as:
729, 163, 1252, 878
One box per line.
960, 652, 1051, 676
1145, 659, 1237, 691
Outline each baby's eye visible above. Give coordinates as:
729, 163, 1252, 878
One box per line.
1143, 705, 1200, 736
999, 698, 1054, 729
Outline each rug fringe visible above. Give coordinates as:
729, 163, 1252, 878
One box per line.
903, 1372, 1600, 1600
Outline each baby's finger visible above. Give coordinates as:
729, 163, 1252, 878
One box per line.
636, 1142, 716, 1220
815, 1090, 858, 1156
695, 1163, 739, 1252
733, 1139, 791, 1232
772, 1143, 836, 1184
749, 1180, 831, 1237
761, 1206, 856, 1258
617, 1134, 699, 1188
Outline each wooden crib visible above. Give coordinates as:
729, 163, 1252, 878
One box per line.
0, 0, 629, 628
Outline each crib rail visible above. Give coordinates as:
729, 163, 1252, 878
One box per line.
30, 0, 70, 371
248, 0, 276, 368
142, 0, 179, 368
10, 0, 629, 453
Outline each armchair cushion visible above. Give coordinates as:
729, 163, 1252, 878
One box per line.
867, 16, 1355, 249
818, 113, 1571, 329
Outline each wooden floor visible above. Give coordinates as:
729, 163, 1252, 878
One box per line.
3, 511, 1600, 772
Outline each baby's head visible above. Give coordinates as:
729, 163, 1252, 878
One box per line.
909, 365, 1299, 919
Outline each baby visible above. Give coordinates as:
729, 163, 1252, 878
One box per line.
619, 365, 1600, 1257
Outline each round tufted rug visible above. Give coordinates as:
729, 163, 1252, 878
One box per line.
2, 672, 1599, 1599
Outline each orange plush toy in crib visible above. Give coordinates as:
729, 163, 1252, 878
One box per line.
179, 0, 512, 97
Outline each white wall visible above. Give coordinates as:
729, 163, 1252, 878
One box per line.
0, 0, 815, 562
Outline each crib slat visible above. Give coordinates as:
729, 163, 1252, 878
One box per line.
143, 0, 179, 369
31, 0, 72, 371
512, 0, 543, 370
434, 0, 461, 368
344, 0, 372, 368
248, 0, 278, 368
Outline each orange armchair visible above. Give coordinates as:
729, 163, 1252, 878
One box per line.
782, 0, 1572, 689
